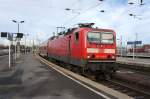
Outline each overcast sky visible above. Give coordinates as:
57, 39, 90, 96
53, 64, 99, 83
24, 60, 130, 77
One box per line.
0, 0, 150, 46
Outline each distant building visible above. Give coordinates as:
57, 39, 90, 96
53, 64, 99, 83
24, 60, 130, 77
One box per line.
143, 44, 150, 52
129, 44, 150, 53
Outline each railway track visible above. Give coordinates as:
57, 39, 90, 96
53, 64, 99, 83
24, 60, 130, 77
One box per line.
41, 56, 150, 99
66, 68, 150, 98
83, 72, 150, 99
100, 79, 150, 99
68, 66, 150, 98
117, 63, 150, 74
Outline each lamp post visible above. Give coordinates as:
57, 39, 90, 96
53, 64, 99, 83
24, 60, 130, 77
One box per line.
129, 13, 141, 59
12, 20, 24, 33
12, 20, 25, 58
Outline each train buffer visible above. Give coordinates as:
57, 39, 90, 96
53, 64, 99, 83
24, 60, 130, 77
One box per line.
0, 54, 131, 99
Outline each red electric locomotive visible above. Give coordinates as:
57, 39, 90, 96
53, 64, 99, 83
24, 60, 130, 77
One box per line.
43, 23, 117, 78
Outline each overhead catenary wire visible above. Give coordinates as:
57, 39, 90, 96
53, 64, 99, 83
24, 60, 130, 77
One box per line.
62, 1, 104, 27
59, 0, 145, 31
68, 0, 81, 9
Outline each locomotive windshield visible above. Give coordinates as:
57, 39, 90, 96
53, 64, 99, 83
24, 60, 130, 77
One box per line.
101, 32, 114, 43
87, 32, 101, 43
87, 32, 114, 44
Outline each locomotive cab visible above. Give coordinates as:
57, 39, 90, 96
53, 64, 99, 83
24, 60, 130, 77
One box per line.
82, 29, 117, 73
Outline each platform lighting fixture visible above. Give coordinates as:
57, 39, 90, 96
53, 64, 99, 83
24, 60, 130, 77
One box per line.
129, 14, 134, 16
129, 0, 144, 6
128, 2, 134, 5
12, 20, 25, 23
99, 0, 104, 1
100, 10, 105, 13
140, 0, 143, 4
65, 8, 71, 11
20, 21, 25, 23
12, 20, 17, 23
140, 0, 145, 5
12, 20, 25, 33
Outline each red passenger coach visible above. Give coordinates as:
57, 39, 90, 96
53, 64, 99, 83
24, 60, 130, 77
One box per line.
39, 40, 48, 57
47, 23, 117, 77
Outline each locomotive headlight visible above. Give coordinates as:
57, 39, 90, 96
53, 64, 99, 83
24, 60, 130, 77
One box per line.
87, 56, 90, 58
112, 55, 115, 59
87, 48, 99, 53
104, 49, 115, 54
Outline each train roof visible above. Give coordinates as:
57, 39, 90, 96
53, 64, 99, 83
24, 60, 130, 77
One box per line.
78, 23, 94, 28
49, 23, 115, 40
80, 27, 115, 32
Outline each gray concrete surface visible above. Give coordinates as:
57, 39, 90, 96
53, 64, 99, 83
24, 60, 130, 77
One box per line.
0, 54, 23, 84
0, 54, 19, 85
117, 57, 150, 67
0, 55, 10, 71
0, 54, 16, 72
0, 54, 106, 99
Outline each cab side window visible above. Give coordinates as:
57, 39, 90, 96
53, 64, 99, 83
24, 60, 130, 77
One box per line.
75, 32, 79, 42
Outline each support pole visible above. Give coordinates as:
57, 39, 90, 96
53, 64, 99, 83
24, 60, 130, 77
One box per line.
15, 41, 16, 60
9, 41, 11, 69
133, 44, 135, 60
120, 35, 122, 57
25, 34, 26, 54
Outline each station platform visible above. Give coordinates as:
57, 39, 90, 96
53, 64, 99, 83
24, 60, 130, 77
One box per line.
0, 54, 116, 99
0, 55, 10, 72
117, 57, 150, 67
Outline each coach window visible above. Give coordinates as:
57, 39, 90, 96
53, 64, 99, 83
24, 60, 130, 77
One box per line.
75, 32, 79, 42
